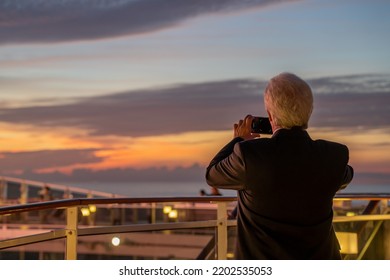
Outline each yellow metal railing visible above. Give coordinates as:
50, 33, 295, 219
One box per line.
0, 196, 237, 260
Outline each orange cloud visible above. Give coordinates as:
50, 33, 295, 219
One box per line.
310, 127, 390, 174
71, 131, 233, 171
1, 119, 389, 185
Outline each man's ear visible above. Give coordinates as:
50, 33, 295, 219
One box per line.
267, 110, 277, 133
267, 110, 273, 122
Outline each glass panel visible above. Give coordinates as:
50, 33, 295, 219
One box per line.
0, 239, 65, 260
77, 229, 216, 260
5, 181, 21, 200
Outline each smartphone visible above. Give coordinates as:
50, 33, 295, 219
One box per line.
251, 117, 272, 134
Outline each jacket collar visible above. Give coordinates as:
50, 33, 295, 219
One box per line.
272, 126, 310, 139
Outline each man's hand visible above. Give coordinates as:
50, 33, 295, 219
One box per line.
234, 115, 260, 140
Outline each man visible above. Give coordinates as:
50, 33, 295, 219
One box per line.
205, 72, 353, 259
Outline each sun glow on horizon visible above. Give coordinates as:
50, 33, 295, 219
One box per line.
1, 120, 389, 183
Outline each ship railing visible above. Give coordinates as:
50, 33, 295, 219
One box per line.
333, 194, 390, 259
0, 194, 390, 260
0, 197, 236, 260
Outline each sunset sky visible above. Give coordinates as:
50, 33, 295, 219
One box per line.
0, 0, 389, 188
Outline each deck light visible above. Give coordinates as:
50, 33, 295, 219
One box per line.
163, 205, 172, 214
227, 252, 235, 259
80, 207, 90, 217
112, 236, 121, 246
168, 209, 178, 219
89, 205, 97, 213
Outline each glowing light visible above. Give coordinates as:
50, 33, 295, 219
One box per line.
80, 207, 90, 216
168, 209, 178, 219
112, 236, 121, 246
227, 252, 235, 259
89, 205, 97, 213
163, 206, 172, 214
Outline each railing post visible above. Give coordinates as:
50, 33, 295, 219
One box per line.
151, 202, 156, 224
0, 178, 6, 205
380, 199, 388, 214
216, 201, 228, 260
66, 206, 78, 260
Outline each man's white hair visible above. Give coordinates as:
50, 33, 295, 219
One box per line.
264, 72, 313, 129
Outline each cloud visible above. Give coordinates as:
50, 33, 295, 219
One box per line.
309, 74, 390, 128
311, 92, 390, 128
16, 164, 206, 183
0, 149, 103, 172
0, 0, 291, 44
0, 79, 266, 136
0, 74, 389, 137
308, 74, 390, 95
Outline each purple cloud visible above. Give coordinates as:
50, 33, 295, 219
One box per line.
0, 0, 292, 44
0, 79, 265, 136
0, 74, 389, 137
22, 164, 205, 183
0, 149, 103, 172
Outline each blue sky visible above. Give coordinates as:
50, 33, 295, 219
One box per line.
0, 0, 389, 186
1, 0, 389, 102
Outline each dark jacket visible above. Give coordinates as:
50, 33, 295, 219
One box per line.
206, 127, 354, 259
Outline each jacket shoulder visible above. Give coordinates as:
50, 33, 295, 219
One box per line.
239, 137, 273, 148
314, 139, 349, 152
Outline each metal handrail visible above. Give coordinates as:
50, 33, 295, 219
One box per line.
334, 193, 390, 200
333, 214, 390, 222
1, 193, 389, 215
1, 175, 115, 198
0, 196, 236, 215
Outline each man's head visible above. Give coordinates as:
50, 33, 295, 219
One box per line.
264, 72, 313, 130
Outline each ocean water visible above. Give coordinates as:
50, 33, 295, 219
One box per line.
66, 181, 237, 197
339, 184, 390, 194
66, 181, 389, 197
